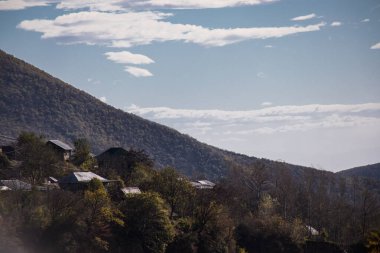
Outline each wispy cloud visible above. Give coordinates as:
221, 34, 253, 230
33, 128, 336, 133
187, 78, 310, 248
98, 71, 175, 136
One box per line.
56, 0, 277, 11
261, 102, 273, 107
127, 103, 380, 125
291, 13, 316, 21
0, 0, 56, 10
18, 11, 325, 48
370, 42, 380, 50
56, 0, 124, 11
130, 103, 380, 171
125, 66, 153, 77
257, 72, 265, 78
331, 21, 342, 27
105, 51, 154, 65
105, 51, 154, 77
361, 18, 370, 23
1, 0, 278, 11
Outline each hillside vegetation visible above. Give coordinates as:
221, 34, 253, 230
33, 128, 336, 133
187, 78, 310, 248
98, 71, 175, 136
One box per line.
0, 133, 379, 253
0, 50, 255, 179
337, 163, 380, 180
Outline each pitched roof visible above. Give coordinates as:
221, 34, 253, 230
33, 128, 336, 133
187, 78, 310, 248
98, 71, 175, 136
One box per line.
121, 187, 141, 195
190, 180, 216, 189
0, 180, 32, 190
198, 180, 216, 187
47, 140, 73, 151
59, 172, 109, 184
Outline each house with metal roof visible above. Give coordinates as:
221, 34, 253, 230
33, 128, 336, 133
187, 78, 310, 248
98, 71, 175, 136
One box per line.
58, 171, 113, 191
47, 140, 73, 161
190, 180, 216, 189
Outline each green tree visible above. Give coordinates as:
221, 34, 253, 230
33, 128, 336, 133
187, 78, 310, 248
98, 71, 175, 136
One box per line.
366, 230, 380, 253
192, 199, 235, 253
150, 167, 195, 218
119, 192, 174, 253
72, 138, 91, 166
80, 178, 124, 252
17, 132, 62, 185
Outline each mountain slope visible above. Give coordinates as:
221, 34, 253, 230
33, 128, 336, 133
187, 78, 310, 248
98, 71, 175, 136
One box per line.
0, 50, 255, 179
337, 163, 380, 180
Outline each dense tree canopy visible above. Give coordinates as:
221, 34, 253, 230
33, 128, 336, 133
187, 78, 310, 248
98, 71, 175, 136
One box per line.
0, 132, 380, 253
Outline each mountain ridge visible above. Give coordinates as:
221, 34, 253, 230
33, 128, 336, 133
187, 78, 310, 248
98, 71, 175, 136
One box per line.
337, 163, 380, 180
2, 49, 379, 181
0, 49, 257, 179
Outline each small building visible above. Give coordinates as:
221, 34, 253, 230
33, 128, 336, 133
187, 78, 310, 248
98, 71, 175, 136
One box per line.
96, 147, 128, 168
0, 179, 32, 191
58, 171, 113, 191
121, 187, 141, 196
47, 140, 73, 161
190, 180, 216, 189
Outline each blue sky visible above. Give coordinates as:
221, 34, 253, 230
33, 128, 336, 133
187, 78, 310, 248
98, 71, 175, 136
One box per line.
1, 0, 380, 171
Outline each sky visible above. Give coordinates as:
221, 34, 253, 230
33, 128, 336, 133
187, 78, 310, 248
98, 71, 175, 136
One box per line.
1, 0, 380, 171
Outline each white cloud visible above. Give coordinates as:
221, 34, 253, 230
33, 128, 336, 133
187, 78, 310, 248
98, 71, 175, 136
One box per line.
291, 13, 317, 21
18, 11, 325, 48
257, 72, 265, 78
56, 0, 277, 11
370, 42, 380, 50
0, 0, 55, 10
125, 66, 153, 77
331, 21, 342, 27
129, 0, 277, 9
128, 103, 380, 171
57, 0, 124, 11
105, 51, 154, 65
361, 18, 370, 23
1, 0, 278, 11
99, 96, 107, 102
126, 103, 380, 120
261, 102, 272, 107
264, 45, 273, 48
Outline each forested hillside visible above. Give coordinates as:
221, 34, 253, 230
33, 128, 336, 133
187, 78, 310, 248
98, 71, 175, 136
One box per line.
0, 133, 379, 253
337, 163, 380, 180
1, 49, 380, 252
0, 50, 255, 179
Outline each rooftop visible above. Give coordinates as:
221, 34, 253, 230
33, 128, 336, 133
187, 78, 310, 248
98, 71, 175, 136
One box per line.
190, 180, 216, 189
47, 140, 73, 151
59, 171, 109, 184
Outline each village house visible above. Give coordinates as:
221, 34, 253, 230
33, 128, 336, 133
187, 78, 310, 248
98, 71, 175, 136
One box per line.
190, 180, 216, 189
46, 139, 73, 161
58, 171, 113, 191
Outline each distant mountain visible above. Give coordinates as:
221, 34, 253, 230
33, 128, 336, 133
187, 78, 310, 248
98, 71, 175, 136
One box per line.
337, 163, 380, 181
0, 49, 257, 179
